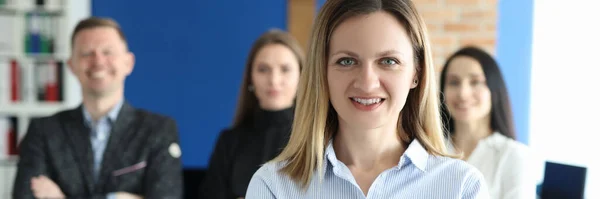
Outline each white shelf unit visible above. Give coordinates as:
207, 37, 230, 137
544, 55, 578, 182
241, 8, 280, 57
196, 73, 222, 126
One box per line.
0, 0, 89, 197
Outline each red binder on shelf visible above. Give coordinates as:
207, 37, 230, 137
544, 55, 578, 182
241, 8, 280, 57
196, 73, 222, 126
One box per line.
10, 59, 21, 102
0, 118, 6, 157
45, 60, 59, 101
0, 116, 17, 157
7, 117, 17, 155
35, 60, 63, 102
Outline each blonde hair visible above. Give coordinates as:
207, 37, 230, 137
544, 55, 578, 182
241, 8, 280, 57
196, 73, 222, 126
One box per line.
232, 29, 305, 127
272, 0, 453, 188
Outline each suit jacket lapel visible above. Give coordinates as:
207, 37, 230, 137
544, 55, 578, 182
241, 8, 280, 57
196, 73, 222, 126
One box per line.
95, 102, 137, 190
61, 105, 95, 193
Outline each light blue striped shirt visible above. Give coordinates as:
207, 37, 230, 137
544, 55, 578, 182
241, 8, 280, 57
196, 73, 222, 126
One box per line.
82, 100, 123, 199
82, 100, 123, 181
246, 139, 490, 199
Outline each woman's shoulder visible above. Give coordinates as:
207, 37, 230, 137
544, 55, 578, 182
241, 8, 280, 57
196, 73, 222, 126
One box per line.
246, 160, 297, 193
492, 133, 544, 177
488, 133, 529, 150
407, 139, 486, 185
247, 160, 313, 198
429, 155, 486, 179
477, 133, 544, 184
211, 126, 252, 153
424, 155, 490, 197
487, 133, 533, 160
216, 125, 253, 141
252, 160, 289, 180
222, 123, 254, 133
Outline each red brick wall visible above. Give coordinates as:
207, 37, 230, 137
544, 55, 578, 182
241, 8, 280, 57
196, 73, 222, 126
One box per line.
288, 0, 316, 52
414, 0, 497, 72
287, 0, 497, 72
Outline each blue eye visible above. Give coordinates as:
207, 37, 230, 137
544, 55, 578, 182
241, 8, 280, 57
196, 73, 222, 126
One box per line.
336, 58, 356, 66
380, 58, 398, 65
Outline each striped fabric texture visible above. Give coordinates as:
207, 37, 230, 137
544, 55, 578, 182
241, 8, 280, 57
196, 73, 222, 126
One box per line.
246, 140, 490, 199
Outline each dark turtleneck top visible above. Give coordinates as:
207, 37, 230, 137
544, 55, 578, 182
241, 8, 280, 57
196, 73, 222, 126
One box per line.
200, 107, 294, 198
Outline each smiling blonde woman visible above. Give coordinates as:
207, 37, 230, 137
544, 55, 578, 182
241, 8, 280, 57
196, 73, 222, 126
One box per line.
245, 0, 490, 198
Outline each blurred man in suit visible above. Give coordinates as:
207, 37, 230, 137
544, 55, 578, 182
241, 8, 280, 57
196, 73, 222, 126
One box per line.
12, 17, 183, 199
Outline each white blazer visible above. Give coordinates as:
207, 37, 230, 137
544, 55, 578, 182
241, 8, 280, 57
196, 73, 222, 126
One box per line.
448, 132, 543, 199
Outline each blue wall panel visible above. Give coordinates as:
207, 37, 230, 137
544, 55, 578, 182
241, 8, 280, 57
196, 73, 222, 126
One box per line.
93, 0, 287, 168
497, 0, 534, 144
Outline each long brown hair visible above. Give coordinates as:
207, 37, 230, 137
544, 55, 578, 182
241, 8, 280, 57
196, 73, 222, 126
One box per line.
232, 29, 305, 127
272, 0, 453, 189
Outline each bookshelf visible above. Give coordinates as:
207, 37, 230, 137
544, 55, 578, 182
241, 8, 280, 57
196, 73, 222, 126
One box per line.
0, 0, 89, 196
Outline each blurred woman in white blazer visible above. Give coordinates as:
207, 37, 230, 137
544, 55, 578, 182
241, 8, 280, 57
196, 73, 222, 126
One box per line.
440, 46, 541, 199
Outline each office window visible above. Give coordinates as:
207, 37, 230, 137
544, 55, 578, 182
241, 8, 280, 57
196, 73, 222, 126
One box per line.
529, 1, 600, 198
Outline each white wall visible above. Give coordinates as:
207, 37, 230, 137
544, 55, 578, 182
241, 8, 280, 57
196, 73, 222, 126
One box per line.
0, 0, 89, 197
530, 0, 600, 198
63, 0, 90, 108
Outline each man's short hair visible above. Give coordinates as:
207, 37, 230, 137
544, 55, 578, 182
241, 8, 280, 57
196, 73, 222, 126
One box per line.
70, 17, 128, 48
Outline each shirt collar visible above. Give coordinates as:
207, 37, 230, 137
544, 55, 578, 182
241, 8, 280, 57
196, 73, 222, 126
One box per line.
324, 139, 338, 169
82, 100, 124, 126
324, 138, 430, 173
402, 139, 429, 172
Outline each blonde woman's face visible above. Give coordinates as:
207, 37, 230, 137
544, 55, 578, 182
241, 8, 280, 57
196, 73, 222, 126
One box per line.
327, 11, 418, 130
251, 44, 300, 111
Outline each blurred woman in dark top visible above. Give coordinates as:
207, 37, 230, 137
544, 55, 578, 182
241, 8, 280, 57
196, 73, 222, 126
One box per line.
200, 29, 305, 199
